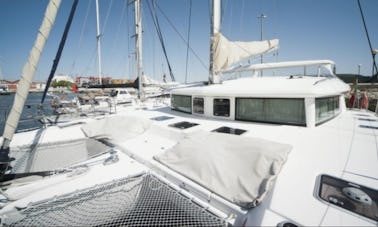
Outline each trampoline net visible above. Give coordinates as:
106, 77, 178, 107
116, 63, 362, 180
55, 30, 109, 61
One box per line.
9, 138, 110, 173
3, 173, 227, 226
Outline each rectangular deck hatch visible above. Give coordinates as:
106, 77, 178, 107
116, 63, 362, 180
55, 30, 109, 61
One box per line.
169, 121, 199, 129
358, 118, 378, 122
359, 125, 378, 130
150, 116, 174, 121
212, 126, 247, 135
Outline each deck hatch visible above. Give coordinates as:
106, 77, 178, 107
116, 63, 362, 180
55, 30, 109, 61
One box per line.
212, 126, 246, 135
358, 118, 378, 122
169, 121, 199, 129
359, 125, 378, 130
150, 116, 174, 121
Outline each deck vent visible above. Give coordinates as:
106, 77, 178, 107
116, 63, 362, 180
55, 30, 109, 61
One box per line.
359, 125, 378, 130
358, 118, 378, 122
277, 221, 298, 227
212, 126, 246, 135
354, 113, 371, 117
169, 121, 199, 129
150, 116, 174, 121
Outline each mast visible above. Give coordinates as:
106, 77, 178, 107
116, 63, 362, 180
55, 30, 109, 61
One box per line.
135, 0, 144, 99
0, 0, 62, 173
209, 0, 221, 84
95, 0, 103, 85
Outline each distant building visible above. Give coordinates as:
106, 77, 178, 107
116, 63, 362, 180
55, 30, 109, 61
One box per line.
0, 80, 45, 91
76, 76, 112, 87
53, 74, 75, 83
0, 80, 9, 91
1, 80, 18, 91
111, 79, 134, 84
32, 81, 46, 90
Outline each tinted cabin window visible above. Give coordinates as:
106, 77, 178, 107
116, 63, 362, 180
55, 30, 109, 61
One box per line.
236, 98, 306, 126
193, 97, 204, 114
315, 96, 339, 125
213, 99, 230, 117
171, 95, 192, 113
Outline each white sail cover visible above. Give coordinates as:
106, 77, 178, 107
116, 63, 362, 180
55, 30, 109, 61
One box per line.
2, 0, 61, 143
212, 33, 279, 72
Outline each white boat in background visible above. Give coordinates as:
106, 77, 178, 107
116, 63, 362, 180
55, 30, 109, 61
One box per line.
0, 0, 377, 226
109, 88, 133, 104
141, 74, 180, 98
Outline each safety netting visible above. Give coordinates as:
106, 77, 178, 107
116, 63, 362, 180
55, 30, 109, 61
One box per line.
2, 173, 227, 226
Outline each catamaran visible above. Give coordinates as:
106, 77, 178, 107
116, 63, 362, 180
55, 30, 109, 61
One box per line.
0, 0, 377, 226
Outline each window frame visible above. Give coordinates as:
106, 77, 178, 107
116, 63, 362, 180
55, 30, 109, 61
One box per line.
235, 97, 306, 126
315, 96, 340, 126
213, 98, 230, 117
193, 97, 204, 114
171, 95, 192, 114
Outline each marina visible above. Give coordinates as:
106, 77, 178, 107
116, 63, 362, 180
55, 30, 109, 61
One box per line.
0, 0, 377, 226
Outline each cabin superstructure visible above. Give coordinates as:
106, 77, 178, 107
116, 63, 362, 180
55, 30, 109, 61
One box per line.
171, 60, 350, 127
1, 0, 377, 226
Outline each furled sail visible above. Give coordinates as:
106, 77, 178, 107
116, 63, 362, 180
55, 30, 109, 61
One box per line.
212, 33, 279, 72
2, 0, 61, 146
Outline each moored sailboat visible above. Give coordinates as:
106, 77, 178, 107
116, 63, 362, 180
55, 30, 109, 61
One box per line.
0, 0, 377, 226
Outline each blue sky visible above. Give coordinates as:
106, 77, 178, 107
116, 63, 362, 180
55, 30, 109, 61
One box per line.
0, 0, 377, 83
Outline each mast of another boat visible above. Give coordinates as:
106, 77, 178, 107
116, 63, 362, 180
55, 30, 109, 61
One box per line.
0, 0, 62, 174
95, 0, 103, 85
135, 0, 144, 100
209, 0, 221, 84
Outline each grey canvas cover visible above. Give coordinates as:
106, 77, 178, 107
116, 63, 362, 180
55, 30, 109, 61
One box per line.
81, 115, 152, 142
154, 130, 291, 209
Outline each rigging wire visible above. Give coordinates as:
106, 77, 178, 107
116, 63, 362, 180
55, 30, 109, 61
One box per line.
357, 0, 377, 80
225, 0, 233, 36
155, 3, 208, 72
273, 0, 279, 62
109, 0, 128, 76
221, 0, 226, 26
239, 0, 244, 35
41, 0, 79, 104
140, 1, 156, 79
82, 48, 99, 76
71, 0, 99, 77
184, 0, 192, 84
146, 0, 175, 81
101, 0, 114, 33
69, 0, 92, 75
127, 1, 132, 79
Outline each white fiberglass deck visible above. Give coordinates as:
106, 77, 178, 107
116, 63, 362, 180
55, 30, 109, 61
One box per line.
1, 100, 377, 226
